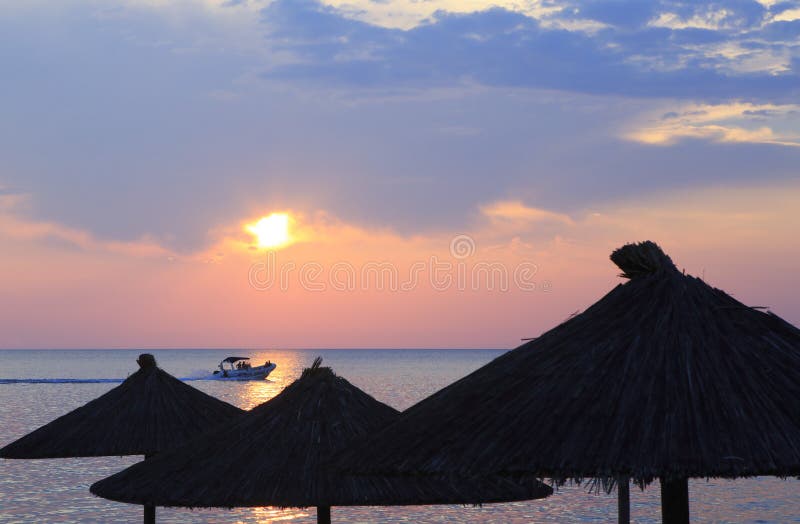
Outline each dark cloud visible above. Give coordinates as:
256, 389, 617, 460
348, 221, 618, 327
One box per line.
3, 0, 799, 252
260, 0, 799, 101
574, 0, 660, 28
755, 19, 800, 41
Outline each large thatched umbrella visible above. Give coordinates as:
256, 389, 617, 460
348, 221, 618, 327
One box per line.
90, 358, 553, 524
337, 241, 800, 523
1, 354, 244, 523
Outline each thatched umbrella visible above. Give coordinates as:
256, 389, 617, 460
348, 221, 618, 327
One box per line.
90, 358, 553, 523
1, 353, 243, 523
337, 241, 800, 523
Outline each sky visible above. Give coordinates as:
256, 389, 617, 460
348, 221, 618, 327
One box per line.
1, 0, 798, 348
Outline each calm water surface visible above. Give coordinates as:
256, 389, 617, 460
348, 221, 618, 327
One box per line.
0, 349, 797, 523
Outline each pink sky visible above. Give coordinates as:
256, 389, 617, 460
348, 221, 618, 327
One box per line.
1, 182, 797, 349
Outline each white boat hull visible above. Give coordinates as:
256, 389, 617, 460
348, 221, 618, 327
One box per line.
212, 363, 276, 381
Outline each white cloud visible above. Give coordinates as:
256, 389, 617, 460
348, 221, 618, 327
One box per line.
771, 8, 800, 23
648, 9, 736, 31
693, 42, 793, 75
624, 102, 800, 147
539, 16, 609, 34
317, 0, 603, 33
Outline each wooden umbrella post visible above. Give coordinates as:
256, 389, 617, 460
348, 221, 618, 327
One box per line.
144, 453, 156, 524
617, 475, 630, 524
317, 505, 331, 524
143, 504, 155, 524
660, 477, 689, 524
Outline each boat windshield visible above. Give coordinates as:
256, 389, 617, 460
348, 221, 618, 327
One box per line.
219, 357, 251, 370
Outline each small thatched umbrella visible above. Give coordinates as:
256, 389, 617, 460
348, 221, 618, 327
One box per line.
338, 241, 800, 523
91, 358, 552, 523
1, 354, 244, 523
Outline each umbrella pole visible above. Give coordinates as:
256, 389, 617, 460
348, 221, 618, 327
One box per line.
617, 476, 630, 524
317, 505, 331, 524
660, 477, 689, 524
143, 504, 155, 524
143, 453, 156, 524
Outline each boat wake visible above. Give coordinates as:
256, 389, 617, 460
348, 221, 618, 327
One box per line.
0, 366, 276, 384
0, 378, 126, 384
0, 377, 211, 385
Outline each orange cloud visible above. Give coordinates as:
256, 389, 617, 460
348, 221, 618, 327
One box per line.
480, 200, 574, 225
0, 194, 173, 259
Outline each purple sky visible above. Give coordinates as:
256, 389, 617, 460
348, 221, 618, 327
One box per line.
1, 0, 798, 348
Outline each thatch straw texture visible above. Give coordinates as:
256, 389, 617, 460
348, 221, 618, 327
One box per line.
0, 354, 243, 458
338, 241, 800, 485
91, 360, 552, 508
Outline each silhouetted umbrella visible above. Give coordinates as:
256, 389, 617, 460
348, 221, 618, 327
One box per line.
91, 358, 552, 524
1, 354, 244, 523
338, 241, 800, 524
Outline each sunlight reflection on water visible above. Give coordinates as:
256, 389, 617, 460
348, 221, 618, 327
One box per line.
1, 349, 799, 523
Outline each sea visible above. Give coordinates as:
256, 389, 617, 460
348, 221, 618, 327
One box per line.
0, 349, 798, 523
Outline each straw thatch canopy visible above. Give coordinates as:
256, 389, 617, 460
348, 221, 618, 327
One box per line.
91, 358, 552, 510
337, 242, 800, 513
0, 354, 243, 459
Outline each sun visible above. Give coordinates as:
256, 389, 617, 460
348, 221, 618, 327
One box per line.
246, 213, 291, 249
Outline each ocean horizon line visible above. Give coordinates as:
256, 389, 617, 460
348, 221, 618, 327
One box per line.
0, 347, 507, 351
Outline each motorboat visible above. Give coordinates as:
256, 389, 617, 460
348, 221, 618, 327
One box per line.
212, 357, 276, 380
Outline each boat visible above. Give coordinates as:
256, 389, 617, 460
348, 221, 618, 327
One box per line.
212, 357, 276, 380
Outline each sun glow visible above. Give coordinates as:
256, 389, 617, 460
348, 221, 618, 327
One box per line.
246, 213, 291, 248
